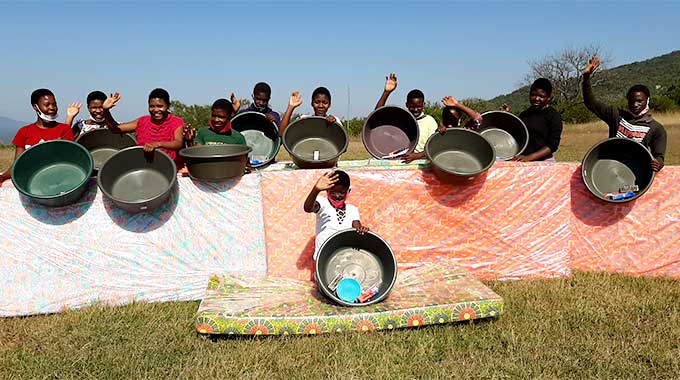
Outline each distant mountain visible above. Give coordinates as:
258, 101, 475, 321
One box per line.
0, 116, 28, 144
487, 50, 680, 112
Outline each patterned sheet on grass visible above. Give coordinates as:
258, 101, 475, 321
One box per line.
0, 176, 267, 317
195, 260, 503, 336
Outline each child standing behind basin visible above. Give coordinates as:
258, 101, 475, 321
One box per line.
279, 87, 342, 136
304, 170, 369, 260
185, 99, 247, 146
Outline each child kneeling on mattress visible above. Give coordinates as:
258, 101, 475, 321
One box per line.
304, 170, 369, 260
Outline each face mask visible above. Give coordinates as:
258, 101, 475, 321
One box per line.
91, 115, 105, 123
34, 106, 58, 122
632, 98, 650, 117
209, 119, 232, 133
252, 96, 267, 112
327, 188, 350, 209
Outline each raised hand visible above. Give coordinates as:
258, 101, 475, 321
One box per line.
103, 92, 121, 110
314, 171, 339, 191
441, 96, 461, 108
384, 73, 398, 93
584, 56, 601, 75
230, 92, 241, 112
67, 102, 82, 118
289, 91, 302, 108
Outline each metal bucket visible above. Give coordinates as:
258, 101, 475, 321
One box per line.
179, 144, 251, 181
75, 128, 136, 173
282, 116, 348, 169
97, 146, 177, 213
479, 111, 528, 160
231, 111, 281, 168
582, 138, 655, 203
12, 140, 93, 207
425, 128, 495, 184
362, 106, 419, 159
315, 230, 397, 307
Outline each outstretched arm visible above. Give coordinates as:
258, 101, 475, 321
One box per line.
582, 56, 618, 127
65, 102, 82, 127
304, 171, 339, 213
279, 91, 302, 136
442, 96, 482, 130
102, 92, 138, 133
375, 73, 397, 110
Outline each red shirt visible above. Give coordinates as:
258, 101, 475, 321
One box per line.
135, 114, 185, 160
12, 123, 74, 149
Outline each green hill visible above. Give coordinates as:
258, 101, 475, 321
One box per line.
485, 50, 680, 116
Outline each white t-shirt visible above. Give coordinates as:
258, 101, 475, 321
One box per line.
415, 114, 438, 153
314, 196, 360, 259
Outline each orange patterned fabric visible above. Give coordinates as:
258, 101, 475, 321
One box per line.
262, 161, 574, 281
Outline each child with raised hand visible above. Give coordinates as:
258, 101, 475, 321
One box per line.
184, 98, 246, 146
304, 170, 369, 260
582, 56, 667, 172
374, 73, 438, 163
70, 91, 108, 138
279, 87, 341, 136
1, 89, 78, 185
512, 78, 563, 162
101, 88, 188, 168
440, 96, 483, 132
236, 82, 281, 126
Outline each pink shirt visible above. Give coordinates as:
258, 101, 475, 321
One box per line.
135, 114, 185, 160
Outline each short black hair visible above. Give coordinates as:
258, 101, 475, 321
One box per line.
334, 170, 350, 189
530, 78, 553, 95
31, 88, 54, 105
86, 91, 107, 105
253, 82, 272, 97
211, 98, 235, 114
442, 107, 460, 127
627, 84, 650, 99
312, 87, 331, 103
407, 89, 424, 102
148, 88, 170, 105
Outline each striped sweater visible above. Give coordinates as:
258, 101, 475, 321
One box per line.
582, 75, 667, 162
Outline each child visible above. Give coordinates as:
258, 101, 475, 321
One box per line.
582, 56, 666, 172
374, 73, 438, 163
70, 91, 108, 138
279, 87, 342, 136
185, 98, 247, 146
102, 88, 188, 168
512, 78, 563, 162
236, 82, 281, 126
304, 170, 369, 260
440, 96, 483, 132
0, 89, 78, 185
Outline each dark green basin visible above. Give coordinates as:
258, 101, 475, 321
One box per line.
479, 111, 528, 160
97, 146, 177, 213
282, 116, 348, 169
11, 140, 93, 207
75, 128, 136, 172
179, 144, 252, 181
231, 111, 281, 168
315, 230, 397, 307
362, 106, 419, 159
582, 138, 655, 203
426, 128, 495, 184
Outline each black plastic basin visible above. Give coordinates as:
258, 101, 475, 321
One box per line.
179, 144, 251, 181
282, 116, 348, 169
582, 138, 655, 203
97, 146, 177, 213
12, 140, 93, 207
426, 128, 495, 184
478, 111, 528, 160
75, 128, 136, 173
315, 230, 397, 307
231, 111, 281, 168
362, 106, 419, 159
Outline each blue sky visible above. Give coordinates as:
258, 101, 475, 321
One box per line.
1, 1, 679, 123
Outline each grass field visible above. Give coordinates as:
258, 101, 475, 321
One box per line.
1, 113, 680, 379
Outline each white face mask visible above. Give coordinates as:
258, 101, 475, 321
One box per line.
34, 105, 58, 122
